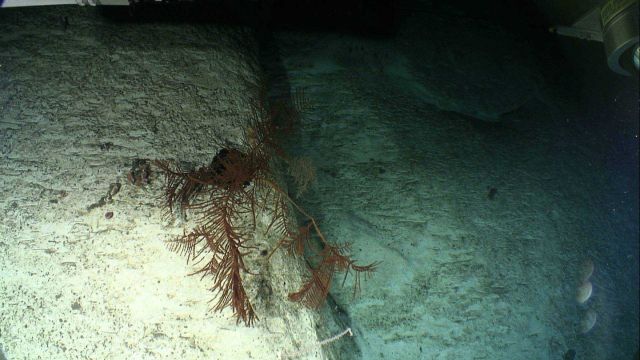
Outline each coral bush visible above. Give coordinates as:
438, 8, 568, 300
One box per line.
155, 86, 377, 325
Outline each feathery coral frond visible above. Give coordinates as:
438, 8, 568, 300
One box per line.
288, 259, 335, 309
155, 85, 376, 326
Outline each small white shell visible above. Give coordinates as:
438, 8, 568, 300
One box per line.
576, 281, 593, 304
580, 259, 594, 283
580, 309, 597, 334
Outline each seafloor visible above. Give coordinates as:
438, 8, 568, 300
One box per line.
263, 10, 639, 359
1, 5, 638, 360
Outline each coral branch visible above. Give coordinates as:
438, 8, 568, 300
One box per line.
155, 85, 376, 326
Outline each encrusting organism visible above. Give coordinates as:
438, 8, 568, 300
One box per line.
155, 85, 378, 326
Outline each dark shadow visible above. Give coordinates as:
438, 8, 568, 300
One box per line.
98, 0, 401, 36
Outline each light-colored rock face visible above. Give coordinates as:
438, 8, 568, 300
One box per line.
0, 7, 325, 360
